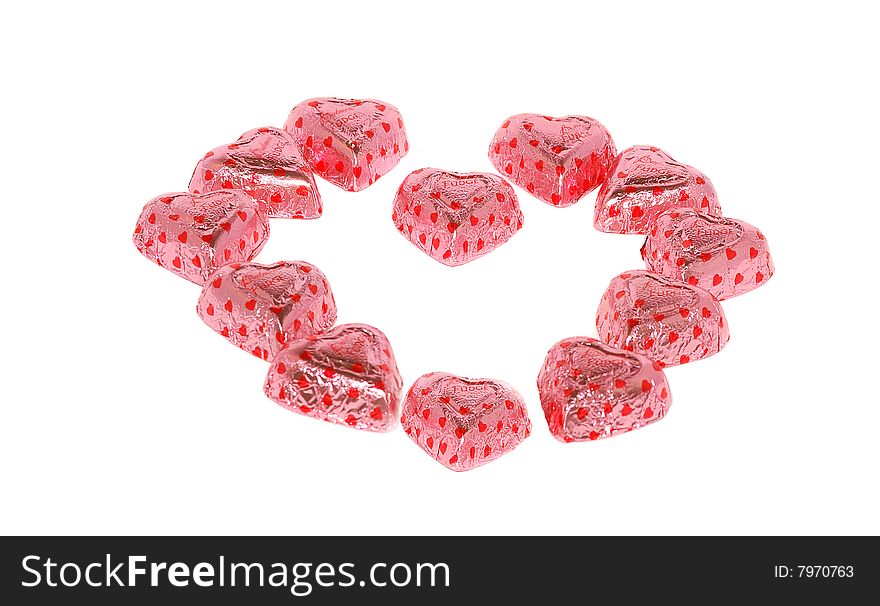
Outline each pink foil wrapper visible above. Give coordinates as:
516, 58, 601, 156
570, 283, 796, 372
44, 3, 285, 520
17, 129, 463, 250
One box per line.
188, 127, 322, 220
284, 97, 408, 191
132, 191, 269, 285
264, 323, 402, 432
488, 113, 616, 207
401, 372, 531, 472
596, 270, 729, 367
392, 168, 523, 266
642, 207, 775, 300
197, 261, 337, 360
594, 145, 722, 234
537, 337, 671, 442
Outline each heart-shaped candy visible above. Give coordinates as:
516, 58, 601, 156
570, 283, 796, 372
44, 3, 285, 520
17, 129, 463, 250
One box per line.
132, 191, 269, 285
537, 337, 671, 442
642, 208, 774, 300
594, 145, 722, 234
488, 113, 616, 207
197, 261, 337, 360
392, 168, 523, 266
596, 270, 729, 367
284, 97, 408, 191
188, 127, 322, 219
401, 372, 531, 472
264, 323, 402, 432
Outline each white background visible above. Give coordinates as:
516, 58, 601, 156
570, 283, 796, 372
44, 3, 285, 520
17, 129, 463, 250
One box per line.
2, 1, 878, 535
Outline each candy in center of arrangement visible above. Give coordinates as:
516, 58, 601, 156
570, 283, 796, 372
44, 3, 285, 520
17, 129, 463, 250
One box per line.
488, 113, 616, 207
284, 98, 408, 191
392, 168, 523, 266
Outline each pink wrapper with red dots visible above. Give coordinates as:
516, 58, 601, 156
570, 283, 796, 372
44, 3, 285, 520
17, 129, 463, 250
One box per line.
197, 261, 336, 360
596, 270, 729, 367
284, 97, 408, 191
594, 145, 721, 234
488, 113, 616, 207
132, 191, 269, 285
642, 208, 774, 300
392, 168, 522, 266
264, 324, 402, 432
401, 372, 531, 472
537, 337, 671, 442
188, 127, 322, 219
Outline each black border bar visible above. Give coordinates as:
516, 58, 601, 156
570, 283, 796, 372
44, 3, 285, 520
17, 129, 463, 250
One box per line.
2, 536, 877, 603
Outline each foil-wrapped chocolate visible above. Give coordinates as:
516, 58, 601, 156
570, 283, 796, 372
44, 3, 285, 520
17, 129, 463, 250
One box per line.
596, 270, 729, 367
284, 97, 408, 191
537, 337, 671, 442
132, 191, 269, 285
392, 168, 523, 266
594, 145, 722, 234
401, 372, 531, 472
488, 113, 616, 207
264, 324, 402, 432
188, 127, 322, 219
197, 261, 336, 360
642, 208, 775, 300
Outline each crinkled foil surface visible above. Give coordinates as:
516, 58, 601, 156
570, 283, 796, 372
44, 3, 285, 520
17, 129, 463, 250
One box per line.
392, 168, 522, 266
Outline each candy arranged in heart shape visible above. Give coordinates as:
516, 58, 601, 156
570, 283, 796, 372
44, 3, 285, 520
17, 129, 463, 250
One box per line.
594, 145, 722, 234
284, 97, 408, 191
537, 337, 671, 442
488, 113, 617, 207
401, 372, 531, 471
596, 270, 729, 367
641, 208, 774, 300
392, 168, 523, 266
132, 191, 269, 285
197, 261, 336, 360
131, 97, 775, 470
264, 323, 402, 432
188, 127, 322, 220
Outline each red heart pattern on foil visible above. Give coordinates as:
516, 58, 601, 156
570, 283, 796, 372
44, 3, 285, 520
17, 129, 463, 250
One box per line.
641, 207, 774, 300
265, 323, 402, 432
594, 145, 721, 234
197, 261, 336, 360
132, 190, 269, 285
284, 97, 408, 191
596, 270, 729, 367
392, 168, 523, 266
488, 113, 616, 207
401, 372, 531, 472
537, 337, 671, 442
188, 126, 322, 220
